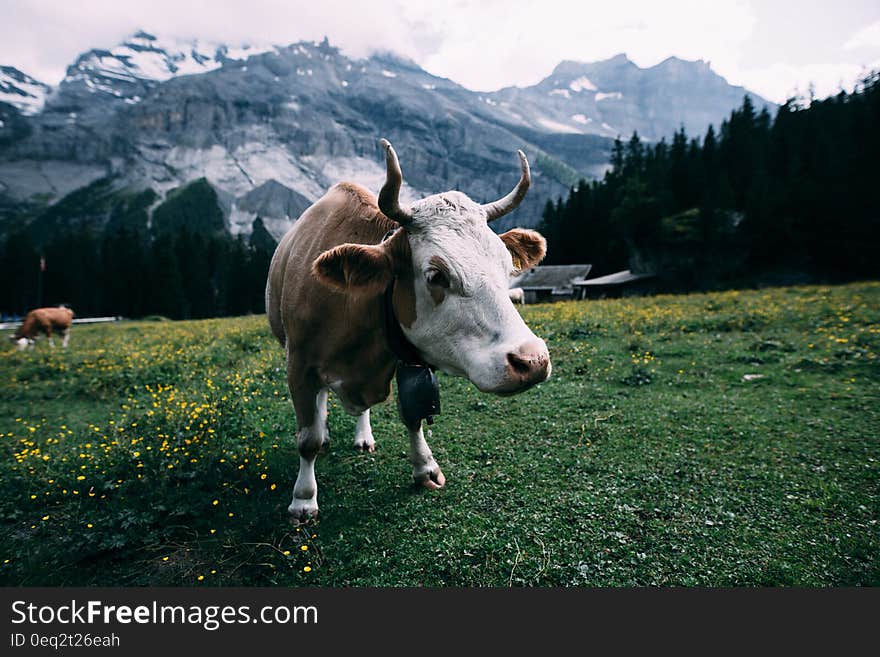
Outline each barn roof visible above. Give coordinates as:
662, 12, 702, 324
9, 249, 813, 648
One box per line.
511, 264, 593, 291
572, 270, 654, 286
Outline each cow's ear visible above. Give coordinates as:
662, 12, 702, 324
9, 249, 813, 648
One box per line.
499, 228, 547, 271
312, 243, 393, 294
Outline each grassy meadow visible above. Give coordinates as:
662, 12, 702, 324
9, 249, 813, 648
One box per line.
1, 282, 878, 586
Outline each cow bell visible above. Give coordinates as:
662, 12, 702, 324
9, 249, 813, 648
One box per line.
396, 363, 441, 429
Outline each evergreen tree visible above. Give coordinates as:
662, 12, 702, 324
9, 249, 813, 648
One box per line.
149, 233, 187, 319
0, 229, 39, 315
537, 73, 880, 288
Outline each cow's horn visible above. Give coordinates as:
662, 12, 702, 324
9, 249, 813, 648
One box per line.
378, 138, 414, 226
483, 150, 531, 222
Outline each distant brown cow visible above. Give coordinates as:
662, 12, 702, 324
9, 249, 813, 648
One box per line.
11, 306, 74, 350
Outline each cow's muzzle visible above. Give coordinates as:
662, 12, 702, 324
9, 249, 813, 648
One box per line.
496, 340, 551, 394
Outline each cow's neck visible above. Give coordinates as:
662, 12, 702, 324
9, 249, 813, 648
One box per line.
380, 227, 427, 367
383, 279, 431, 368
382, 277, 442, 428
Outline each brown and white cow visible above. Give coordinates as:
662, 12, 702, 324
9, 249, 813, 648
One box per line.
266, 139, 550, 520
11, 306, 74, 350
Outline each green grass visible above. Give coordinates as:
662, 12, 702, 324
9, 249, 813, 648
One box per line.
1, 282, 878, 586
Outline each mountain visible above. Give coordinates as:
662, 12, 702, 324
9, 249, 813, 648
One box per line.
50, 31, 275, 121
232, 180, 313, 237
0, 66, 51, 115
0, 34, 775, 241
484, 54, 769, 141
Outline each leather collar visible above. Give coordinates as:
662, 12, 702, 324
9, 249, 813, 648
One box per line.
380, 228, 433, 368
380, 229, 441, 427
382, 279, 433, 368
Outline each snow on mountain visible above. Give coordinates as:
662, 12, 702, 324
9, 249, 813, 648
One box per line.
72, 30, 272, 84
55, 30, 275, 108
0, 66, 51, 115
595, 92, 623, 102
568, 75, 597, 93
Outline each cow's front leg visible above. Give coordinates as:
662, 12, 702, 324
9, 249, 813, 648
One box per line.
61, 329, 70, 348
408, 422, 445, 490
289, 387, 328, 521
353, 409, 376, 452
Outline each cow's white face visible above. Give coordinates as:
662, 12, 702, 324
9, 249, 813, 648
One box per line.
401, 192, 550, 393
313, 194, 550, 395
14, 337, 34, 351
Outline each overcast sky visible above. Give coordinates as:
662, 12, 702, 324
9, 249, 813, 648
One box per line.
2, 0, 879, 103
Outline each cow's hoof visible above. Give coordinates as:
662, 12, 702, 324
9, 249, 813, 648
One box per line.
354, 437, 376, 452
288, 497, 318, 523
414, 467, 446, 490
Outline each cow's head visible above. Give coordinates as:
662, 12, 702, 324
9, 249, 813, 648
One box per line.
313, 139, 551, 395
11, 337, 34, 351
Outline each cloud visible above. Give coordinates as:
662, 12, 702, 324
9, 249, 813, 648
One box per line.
405, 0, 758, 91
733, 60, 880, 104
0, 0, 758, 88
1, 0, 428, 83
0, 0, 876, 104
844, 19, 880, 51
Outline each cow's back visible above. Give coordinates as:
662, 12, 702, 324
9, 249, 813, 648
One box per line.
47, 307, 74, 328
15, 307, 73, 338
267, 183, 397, 365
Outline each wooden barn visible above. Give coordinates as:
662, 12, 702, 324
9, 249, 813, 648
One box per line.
510, 265, 592, 304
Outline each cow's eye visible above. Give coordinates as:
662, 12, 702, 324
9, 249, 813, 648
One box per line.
427, 269, 450, 289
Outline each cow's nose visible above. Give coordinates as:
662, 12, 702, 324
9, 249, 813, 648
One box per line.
506, 340, 551, 388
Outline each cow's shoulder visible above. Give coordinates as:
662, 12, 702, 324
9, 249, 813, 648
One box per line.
322, 182, 399, 238
332, 182, 379, 210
